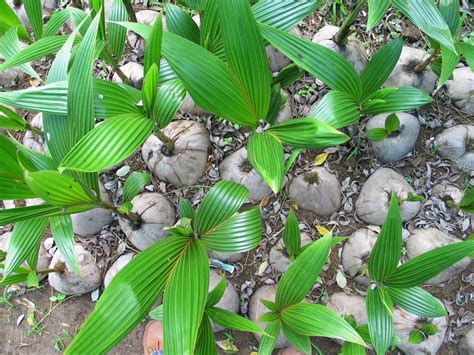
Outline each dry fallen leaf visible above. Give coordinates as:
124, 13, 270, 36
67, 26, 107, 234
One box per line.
313, 152, 329, 166
336, 270, 347, 289
316, 225, 331, 236
257, 261, 268, 276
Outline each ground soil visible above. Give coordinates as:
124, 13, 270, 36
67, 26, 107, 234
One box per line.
1, 1, 473, 355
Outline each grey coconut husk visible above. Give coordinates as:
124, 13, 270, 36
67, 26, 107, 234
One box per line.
219, 147, 272, 203
22, 112, 46, 154
393, 307, 447, 355
7, 0, 58, 29
366, 112, 420, 163
103, 253, 135, 289
48, 244, 102, 295
341, 228, 378, 284
278, 346, 305, 355
273, 90, 293, 123
288, 167, 342, 217
406, 228, 470, 285
446, 67, 474, 115
355, 168, 421, 225
209, 269, 239, 332
384, 46, 437, 94
249, 284, 289, 349
269, 232, 313, 274
142, 120, 211, 187
435, 124, 474, 172
0, 231, 51, 281
0, 44, 26, 87
459, 326, 474, 355
127, 10, 164, 52
179, 93, 210, 116
71, 182, 113, 238
111, 62, 144, 89
118, 192, 175, 251
266, 27, 303, 73
312, 25, 368, 75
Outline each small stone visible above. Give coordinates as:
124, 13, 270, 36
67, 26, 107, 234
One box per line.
142, 120, 210, 187
406, 228, 471, 285
119, 193, 175, 250
48, 244, 102, 295
249, 285, 288, 349
384, 46, 437, 94
355, 168, 421, 225
366, 112, 420, 163
288, 167, 342, 217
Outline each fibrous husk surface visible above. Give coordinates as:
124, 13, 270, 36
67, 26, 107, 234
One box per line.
48, 244, 101, 295
393, 307, 448, 355
446, 67, 474, 115
269, 232, 312, 274
111, 62, 144, 89
209, 269, 240, 332
142, 120, 210, 187
118, 192, 175, 251
288, 167, 342, 216
249, 284, 288, 348
355, 168, 421, 225
71, 182, 113, 238
366, 112, 420, 163
103, 253, 135, 289
384, 46, 437, 94
406, 228, 471, 285
312, 25, 368, 75
435, 124, 474, 172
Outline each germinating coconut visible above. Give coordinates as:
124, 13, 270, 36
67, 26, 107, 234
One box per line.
406, 228, 470, 285
111, 62, 144, 89
209, 269, 239, 332
435, 125, 474, 172
249, 285, 289, 348
288, 167, 342, 216
446, 67, 474, 115
393, 307, 447, 355
128, 10, 164, 52
384, 46, 437, 94
341, 228, 378, 284
269, 233, 313, 273
142, 120, 210, 187
266, 27, 303, 73
48, 244, 102, 295
71, 182, 113, 238
312, 25, 367, 75
118, 192, 175, 250
0, 231, 51, 281
103, 253, 135, 289
219, 148, 272, 202
22, 112, 46, 154
355, 168, 421, 225
366, 112, 420, 163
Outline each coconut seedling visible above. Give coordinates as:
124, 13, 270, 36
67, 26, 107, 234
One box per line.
362, 193, 474, 354
269, 210, 313, 274
253, 232, 366, 354
66, 180, 264, 353
147, 270, 265, 353
260, 24, 432, 136
365, 112, 420, 163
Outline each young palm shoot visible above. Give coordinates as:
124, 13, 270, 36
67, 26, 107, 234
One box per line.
255, 232, 365, 354
364, 193, 474, 354
66, 181, 263, 354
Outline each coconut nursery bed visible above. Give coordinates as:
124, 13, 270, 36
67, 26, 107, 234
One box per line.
0, 1, 473, 354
